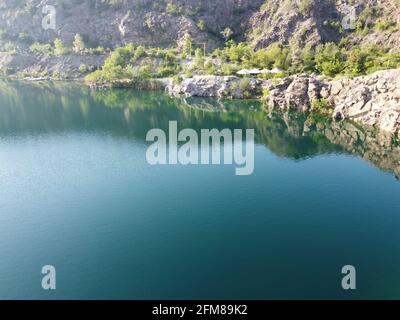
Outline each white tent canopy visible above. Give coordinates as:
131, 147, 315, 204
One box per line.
270, 67, 283, 74
237, 69, 251, 75
260, 68, 283, 74
237, 68, 283, 76
248, 68, 262, 74
237, 68, 262, 75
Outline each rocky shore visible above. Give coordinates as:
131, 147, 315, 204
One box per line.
166, 75, 265, 99
165, 69, 400, 137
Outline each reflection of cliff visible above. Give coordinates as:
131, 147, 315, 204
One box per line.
0, 80, 399, 179
267, 111, 400, 180
307, 118, 400, 180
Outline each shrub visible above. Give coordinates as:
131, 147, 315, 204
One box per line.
221, 27, 233, 41
239, 78, 250, 91
3, 42, 16, 53
54, 38, 69, 56
29, 42, 53, 55
375, 19, 397, 31
73, 34, 86, 54
262, 88, 270, 100
79, 64, 89, 73
298, 0, 313, 16
204, 60, 217, 75
172, 75, 183, 84
197, 20, 206, 31
220, 63, 240, 76
311, 98, 332, 115
194, 48, 204, 69
315, 43, 345, 77
88, 46, 106, 55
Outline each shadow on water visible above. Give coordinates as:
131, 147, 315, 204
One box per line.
0, 79, 399, 179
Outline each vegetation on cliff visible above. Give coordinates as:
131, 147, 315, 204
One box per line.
84, 38, 400, 87
0, 1, 399, 85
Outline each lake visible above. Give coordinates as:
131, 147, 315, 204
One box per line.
0, 80, 399, 299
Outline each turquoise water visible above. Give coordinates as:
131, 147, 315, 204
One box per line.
0, 80, 399, 299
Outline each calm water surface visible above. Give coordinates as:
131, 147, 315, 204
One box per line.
0, 80, 399, 299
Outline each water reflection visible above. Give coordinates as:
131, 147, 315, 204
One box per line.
0, 79, 399, 179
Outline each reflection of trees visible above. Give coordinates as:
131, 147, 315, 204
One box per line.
0, 80, 399, 179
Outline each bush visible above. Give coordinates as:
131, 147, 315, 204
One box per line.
79, 64, 89, 73
298, 0, 314, 16
217, 42, 291, 71
54, 38, 69, 56
73, 34, 86, 54
197, 20, 206, 31
172, 75, 183, 84
204, 60, 217, 75
156, 50, 181, 77
29, 42, 53, 55
311, 98, 332, 115
375, 19, 396, 31
315, 43, 345, 77
2, 42, 16, 53
181, 33, 192, 56
262, 88, 270, 100
88, 46, 106, 55
220, 63, 240, 76
239, 78, 250, 91
194, 48, 204, 70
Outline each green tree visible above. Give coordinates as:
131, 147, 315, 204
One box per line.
221, 27, 233, 41
182, 33, 192, 56
315, 43, 345, 77
73, 34, 85, 54
194, 48, 204, 69
298, 0, 314, 16
197, 20, 206, 31
54, 38, 68, 56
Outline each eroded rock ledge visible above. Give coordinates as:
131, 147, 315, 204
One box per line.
166, 75, 264, 100
166, 69, 400, 137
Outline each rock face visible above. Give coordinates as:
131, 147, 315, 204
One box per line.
331, 70, 400, 134
264, 69, 400, 137
166, 75, 265, 99
248, 0, 341, 49
0, 0, 263, 50
249, 0, 400, 50
1, 1, 399, 52
167, 69, 400, 137
1, 52, 106, 79
265, 74, 333, 112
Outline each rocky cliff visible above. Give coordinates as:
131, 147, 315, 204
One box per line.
1, 0, 399, 51
0, 0, 263, 50
165, 69, 400, 137
248, 0, 400, 49
264, 69, 400, 136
